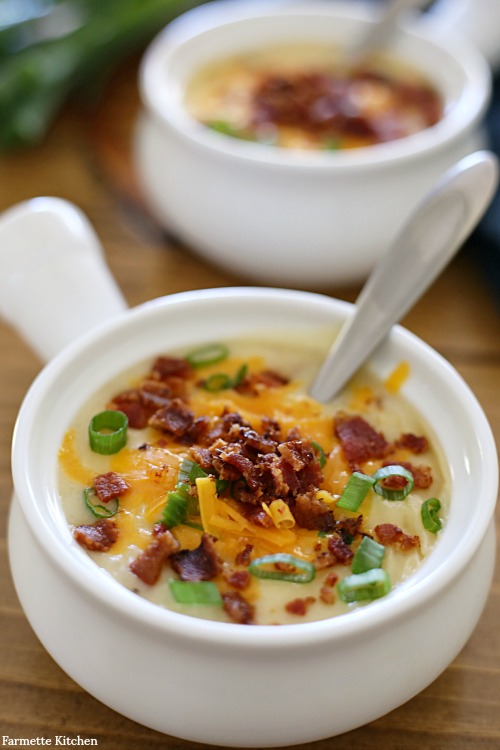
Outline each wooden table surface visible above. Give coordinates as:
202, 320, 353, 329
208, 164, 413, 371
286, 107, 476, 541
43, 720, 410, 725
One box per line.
0, 58, 499, 750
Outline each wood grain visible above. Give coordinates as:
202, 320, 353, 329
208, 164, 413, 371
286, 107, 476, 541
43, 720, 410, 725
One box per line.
0, 58, 499, 750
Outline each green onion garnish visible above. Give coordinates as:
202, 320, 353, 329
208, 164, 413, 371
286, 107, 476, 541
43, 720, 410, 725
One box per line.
311, 441, 326, 468
177, 458, 226, 497
204, 373, 234, 392
338, 569, 391, 603
232, 363, 248, 387
88, 410, 128, 455
202, 363, 248, 392
421, 497, 442, 533
162, 489, 189, 528
169, 580, 223, 605
351, 536, 385, 574
205, 121, 253, 141
336, 472, 375, 511
84, 487, 119, 518
249, 553, 316, 583
178, 458, 208, 483
324, 137, 341, 151
372, 465, 414, 501
185, 343, 229, 368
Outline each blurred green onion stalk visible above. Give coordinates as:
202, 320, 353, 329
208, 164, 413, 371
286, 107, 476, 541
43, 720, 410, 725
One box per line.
0, 0, 207, 150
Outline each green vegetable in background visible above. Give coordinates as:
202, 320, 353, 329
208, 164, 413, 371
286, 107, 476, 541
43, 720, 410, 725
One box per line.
0, 0, 207, 151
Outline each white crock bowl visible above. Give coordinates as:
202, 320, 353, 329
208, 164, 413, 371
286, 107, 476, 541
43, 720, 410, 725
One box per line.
4, 198, 497, 746
134, 0, 491, 287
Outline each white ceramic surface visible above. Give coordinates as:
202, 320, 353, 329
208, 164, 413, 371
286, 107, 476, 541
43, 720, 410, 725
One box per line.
430, 0, 500, 72
134, 0, 491, 287
2, 198, 498, 747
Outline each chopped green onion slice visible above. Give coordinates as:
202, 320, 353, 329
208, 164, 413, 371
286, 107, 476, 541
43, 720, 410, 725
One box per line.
185, 343, 229, 368
206, 120, 241, 137
88, 410, 128, 455
205, 121, 253, 141
178, 458, 208, 483
421, 497, 442, 533
338, 569, 391, 603
232, 363, 248, 388
203, 363, 249, 392
311, 441, 326, 468
249, 553, 316, 583
169, 580, 222, 605
204, 373, 233, 392
351, 536, 385, 574
84, 487, 119, 518
324, 137, 341, 151
162, 490, 189, 528
336, 471, 375, 511
372, 465, 414, 501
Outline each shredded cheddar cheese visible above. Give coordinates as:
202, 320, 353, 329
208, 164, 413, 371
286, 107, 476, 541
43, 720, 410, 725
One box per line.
384, 361, 411, 394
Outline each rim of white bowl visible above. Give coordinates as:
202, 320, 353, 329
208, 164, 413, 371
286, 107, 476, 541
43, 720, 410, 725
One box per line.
11, 288, 498, 650
138, 0, 491, 172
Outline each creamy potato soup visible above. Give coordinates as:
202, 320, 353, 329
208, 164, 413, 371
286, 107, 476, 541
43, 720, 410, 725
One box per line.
59, 334, 449, 625
185, 43, 443, 150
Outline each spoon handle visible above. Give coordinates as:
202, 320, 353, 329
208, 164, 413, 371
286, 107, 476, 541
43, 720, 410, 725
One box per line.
345, 0, 430, 65
310, 150, 499, 403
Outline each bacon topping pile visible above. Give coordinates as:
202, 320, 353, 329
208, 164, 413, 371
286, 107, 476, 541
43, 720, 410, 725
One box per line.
250, 69, 442, 146
70, 347, 441, 624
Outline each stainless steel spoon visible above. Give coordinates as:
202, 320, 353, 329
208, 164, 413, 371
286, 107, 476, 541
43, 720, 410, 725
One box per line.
310, 150, 499, 403
344, 0, 431, 67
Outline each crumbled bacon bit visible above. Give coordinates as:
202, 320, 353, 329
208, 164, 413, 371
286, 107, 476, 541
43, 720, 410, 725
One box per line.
235, 544, 254, 566
292, 492, 335, 531
324, 572, 339, 587
73, 518, 118, 552
320, 587, 335, 605
375, 523, 420, 551
336, 514, 363, 543
150, 356, 193, 382
327, 534, 354, 564
261, 416, 282, 441
148, 398, 194, 437
223, 569, 251, 590
130, 530, 180, 585
314, 534, 354, 569
382, 460, 433, 489
334, 412, 389, 468
223, 591, 255, 625
285, 596, 316, 616
109, 389, 149, 429
236, 369, 289, 395
395, 433, 429, 454
170, 533, 221, 581
93, 471, 130, 503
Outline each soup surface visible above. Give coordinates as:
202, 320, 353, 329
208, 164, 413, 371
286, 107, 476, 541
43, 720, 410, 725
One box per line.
59, 334, 449, 625
185, 43, 444, 150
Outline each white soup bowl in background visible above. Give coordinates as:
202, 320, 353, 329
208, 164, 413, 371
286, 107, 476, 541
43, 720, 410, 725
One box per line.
134, 0, 491, 287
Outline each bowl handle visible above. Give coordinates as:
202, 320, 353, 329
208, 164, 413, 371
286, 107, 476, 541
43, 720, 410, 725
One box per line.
0, 197, 127, 362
